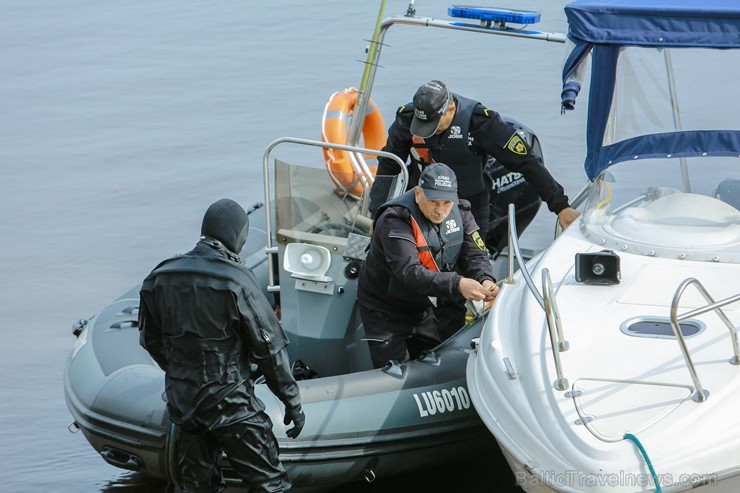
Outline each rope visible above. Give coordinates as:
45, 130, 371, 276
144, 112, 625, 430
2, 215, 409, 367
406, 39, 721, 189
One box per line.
623, 433, 662, 493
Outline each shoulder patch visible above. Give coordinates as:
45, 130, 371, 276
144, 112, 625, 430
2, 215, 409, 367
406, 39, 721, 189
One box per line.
471, 230, 487, 251
398, 103, 414, 114
505, 133, 528, 156
473, 105, 493, 118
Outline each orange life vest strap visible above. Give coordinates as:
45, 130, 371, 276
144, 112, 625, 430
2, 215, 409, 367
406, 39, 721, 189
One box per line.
408, 214, 439, 272
411, 136, 434, 165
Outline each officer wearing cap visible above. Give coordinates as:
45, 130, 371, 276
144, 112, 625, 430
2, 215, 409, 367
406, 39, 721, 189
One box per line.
357, 163, 499, 368
369, 80, 580, 241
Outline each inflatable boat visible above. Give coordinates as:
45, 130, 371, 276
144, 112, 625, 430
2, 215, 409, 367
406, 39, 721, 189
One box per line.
64, 5, 559, 491
63, 134, 544, 491
64, 151, 500, 491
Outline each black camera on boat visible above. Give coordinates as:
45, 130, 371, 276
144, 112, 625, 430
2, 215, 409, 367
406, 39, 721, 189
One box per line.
575, 250, 621, 285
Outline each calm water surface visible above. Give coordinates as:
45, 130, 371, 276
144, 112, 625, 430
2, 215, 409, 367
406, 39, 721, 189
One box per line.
0, 1, 586, 491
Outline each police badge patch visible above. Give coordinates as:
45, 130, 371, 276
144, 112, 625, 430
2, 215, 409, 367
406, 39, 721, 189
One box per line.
472, 231, 487, 251
505, 133, 528, 155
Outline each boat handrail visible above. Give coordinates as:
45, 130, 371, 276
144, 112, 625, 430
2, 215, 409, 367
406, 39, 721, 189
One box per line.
348, 12, 566, 148
669, 278, 740, 402
542, 268, 569, 391
261, 137, 407, 292
543, 268, 569, 353
505, 203, 570, 391
505, 203, 544, 309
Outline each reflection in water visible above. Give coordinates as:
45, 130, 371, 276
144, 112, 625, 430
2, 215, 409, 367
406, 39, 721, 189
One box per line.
98, 447, 521, 492
99, 473, 169, 493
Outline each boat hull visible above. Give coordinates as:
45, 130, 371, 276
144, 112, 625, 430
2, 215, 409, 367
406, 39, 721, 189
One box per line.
468, 215, 740, 493
497, 443, 740, 493
64, 288, 495, 491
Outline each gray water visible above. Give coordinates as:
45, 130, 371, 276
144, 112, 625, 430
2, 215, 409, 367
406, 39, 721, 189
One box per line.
0, 1, 587, 491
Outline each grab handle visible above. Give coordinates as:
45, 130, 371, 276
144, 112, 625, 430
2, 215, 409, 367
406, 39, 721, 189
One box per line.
100, 447, 143, 471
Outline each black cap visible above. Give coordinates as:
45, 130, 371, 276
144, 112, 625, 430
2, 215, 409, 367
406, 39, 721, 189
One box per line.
410, 80, 452, 138
418, 163, 458, 203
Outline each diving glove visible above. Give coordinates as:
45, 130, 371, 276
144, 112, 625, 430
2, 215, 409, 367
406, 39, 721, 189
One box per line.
284, 404, 305, 439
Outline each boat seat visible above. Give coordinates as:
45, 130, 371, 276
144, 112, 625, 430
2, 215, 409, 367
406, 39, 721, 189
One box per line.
608, 192, 740, 249
715, 178, 740, 210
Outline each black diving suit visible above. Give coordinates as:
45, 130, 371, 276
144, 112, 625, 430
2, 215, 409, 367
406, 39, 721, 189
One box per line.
139, 199, 303, 493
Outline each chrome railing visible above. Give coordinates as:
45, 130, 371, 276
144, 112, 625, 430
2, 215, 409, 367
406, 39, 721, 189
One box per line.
261, 137, 407, 292
505, 203, 570, 391
505, 203, 544, 309
542, 268, 569, 353
348, 12, 567, 149
669, 278, 740, 402
542, 268, 569, 391
505, 199, 740, 397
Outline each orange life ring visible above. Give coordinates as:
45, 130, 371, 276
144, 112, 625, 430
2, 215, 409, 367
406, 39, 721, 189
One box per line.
322, 87, 387, 199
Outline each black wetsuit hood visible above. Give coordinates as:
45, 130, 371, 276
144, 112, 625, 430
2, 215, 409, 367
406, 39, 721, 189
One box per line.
200, 198, 249, 254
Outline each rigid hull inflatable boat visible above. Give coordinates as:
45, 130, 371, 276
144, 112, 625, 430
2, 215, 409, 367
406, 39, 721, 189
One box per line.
64, 4, 565, 490
64, 156, 496, 491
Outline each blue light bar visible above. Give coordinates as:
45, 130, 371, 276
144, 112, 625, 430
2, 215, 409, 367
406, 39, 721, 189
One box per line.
447, 5, 541, 25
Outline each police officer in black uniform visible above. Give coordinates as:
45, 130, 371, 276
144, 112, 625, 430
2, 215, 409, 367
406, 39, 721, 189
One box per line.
358, 163, 500, 368
139, 199, 305, 493
368, 80, 581, 240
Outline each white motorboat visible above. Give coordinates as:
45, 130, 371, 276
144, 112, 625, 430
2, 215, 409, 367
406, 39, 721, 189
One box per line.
467, 1, 740, 492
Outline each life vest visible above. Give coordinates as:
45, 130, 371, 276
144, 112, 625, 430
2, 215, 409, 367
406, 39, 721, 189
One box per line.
410, 135, 433, 165
412, 94, 488, 198
321, 87, 387, 199
377, 190, 464, 272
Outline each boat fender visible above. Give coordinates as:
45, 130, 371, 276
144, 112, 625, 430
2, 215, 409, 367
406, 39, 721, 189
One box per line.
322, 87, 387, 199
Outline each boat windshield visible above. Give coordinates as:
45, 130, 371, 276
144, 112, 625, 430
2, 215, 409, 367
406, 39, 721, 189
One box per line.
603, 47, 740, 146
566, 45, 740, 180
563, 0, 740, 180
580, 157, 740, 262
273, 159, 401, 241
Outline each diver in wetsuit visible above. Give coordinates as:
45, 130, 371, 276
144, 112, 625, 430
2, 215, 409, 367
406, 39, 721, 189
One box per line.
139, 198, 304, 493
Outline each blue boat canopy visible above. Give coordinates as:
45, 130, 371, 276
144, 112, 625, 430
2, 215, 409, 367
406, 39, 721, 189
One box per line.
561, 0, 740, 180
